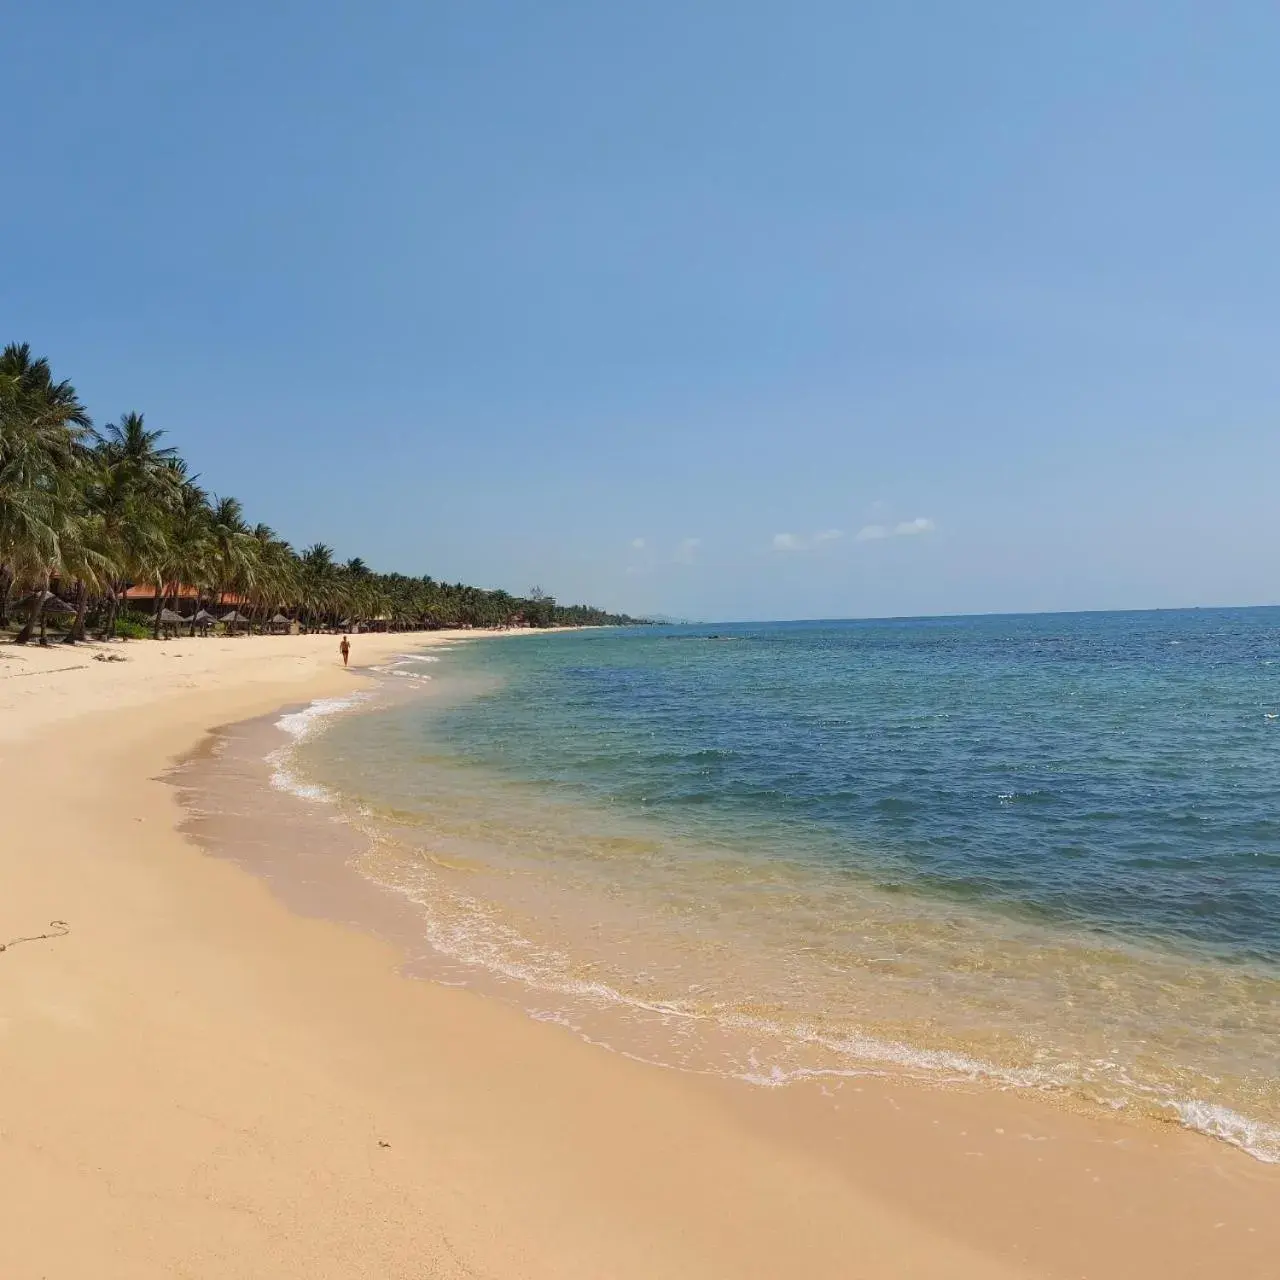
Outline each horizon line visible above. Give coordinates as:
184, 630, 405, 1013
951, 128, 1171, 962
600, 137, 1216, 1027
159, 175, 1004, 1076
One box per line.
637, 601, 1280, 627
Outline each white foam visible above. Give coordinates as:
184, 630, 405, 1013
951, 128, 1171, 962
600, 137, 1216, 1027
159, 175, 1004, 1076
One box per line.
265, 757, 335, 803
339, 816, 1280, 1167
267, 693, 371, 802
275, 693, 371, 742
370, 654, 440, 681
1170, 1099, 1280, 1164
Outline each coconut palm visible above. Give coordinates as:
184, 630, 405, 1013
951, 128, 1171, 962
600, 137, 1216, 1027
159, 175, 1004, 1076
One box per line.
94, 411, 178, 484
153, 474, 213, 637
244, 524, 298, 626
299, 543, 338, 628
86, 413, 184, 638
0, 344, 94, 641
207, 495, 257, 617
4, 341, 644, 641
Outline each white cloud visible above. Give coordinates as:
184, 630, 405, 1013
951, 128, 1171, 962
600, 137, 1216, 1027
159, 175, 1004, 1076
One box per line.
894, 517, 936, 536
773, 530, 843, 553
856, 517, 936, 542
630, 537, 647, 550
674, 537, 701, 564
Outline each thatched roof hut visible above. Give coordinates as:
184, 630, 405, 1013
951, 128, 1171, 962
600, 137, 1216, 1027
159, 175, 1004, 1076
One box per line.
159, 608, 186, 624
15, 591, 76, 614
193, 609, 216, 629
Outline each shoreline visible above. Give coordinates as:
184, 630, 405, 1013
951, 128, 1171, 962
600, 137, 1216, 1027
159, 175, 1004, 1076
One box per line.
2, 633, 1277, 1277
237, 668, 1280, 1165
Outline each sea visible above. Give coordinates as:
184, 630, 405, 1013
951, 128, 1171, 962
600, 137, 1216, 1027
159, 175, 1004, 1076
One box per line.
278, 610, 1280, 1163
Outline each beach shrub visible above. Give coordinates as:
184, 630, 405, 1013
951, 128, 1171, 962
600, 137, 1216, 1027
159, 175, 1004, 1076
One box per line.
112, 613, 155, 639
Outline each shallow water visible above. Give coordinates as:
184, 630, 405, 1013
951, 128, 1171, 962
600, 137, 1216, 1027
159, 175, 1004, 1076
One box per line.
291, 613, 1280, 1161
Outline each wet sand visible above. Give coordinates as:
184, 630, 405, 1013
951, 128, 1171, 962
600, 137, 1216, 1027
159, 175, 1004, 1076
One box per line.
1, 632, 1277, 1278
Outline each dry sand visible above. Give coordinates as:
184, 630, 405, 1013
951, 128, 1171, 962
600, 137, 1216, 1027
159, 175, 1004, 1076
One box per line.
1, 631, 1276, 1279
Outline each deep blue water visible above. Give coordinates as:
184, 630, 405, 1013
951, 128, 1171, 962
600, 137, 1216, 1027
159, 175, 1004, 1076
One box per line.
422, 609, 1280, 966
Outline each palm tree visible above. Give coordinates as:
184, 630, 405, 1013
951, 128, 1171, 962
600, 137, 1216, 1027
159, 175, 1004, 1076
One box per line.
155, 473, 213, 637
208, 495, 257, 620
0, 344, 93, 642
4, 339, 645, 643
59, 498, 117, 644
89, 412, 183, 638
299, 543, 337, 629
94, 411, 178, 483
245, 523, 298, 627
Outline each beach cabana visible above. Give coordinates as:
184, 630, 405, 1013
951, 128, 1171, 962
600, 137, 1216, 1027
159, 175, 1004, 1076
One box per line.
193, 608, 216, 630
158, 607, 186, 636
12, 588, 74, 619
15, 591, 76, 615
269, 612, 293, 635
16, 591, 75, 611
11, 591, 77, 644
220, 609, 250, 632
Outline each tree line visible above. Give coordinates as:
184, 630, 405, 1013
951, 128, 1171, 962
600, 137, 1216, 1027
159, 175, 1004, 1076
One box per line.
0, 342, 645, 642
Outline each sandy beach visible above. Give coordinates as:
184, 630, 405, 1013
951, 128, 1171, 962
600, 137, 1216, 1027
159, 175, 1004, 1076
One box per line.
1, 632, 1276, 1280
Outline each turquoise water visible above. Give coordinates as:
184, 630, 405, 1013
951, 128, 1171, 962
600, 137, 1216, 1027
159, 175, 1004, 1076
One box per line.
422, 613, 1280, 962
295, 610, 1280, 1160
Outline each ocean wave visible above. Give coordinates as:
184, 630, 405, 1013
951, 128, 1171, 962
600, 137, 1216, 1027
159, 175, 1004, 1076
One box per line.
371, 654, 442, 681
351, 839, 1280, 1166
1170, 1099, 1280, 1164
374, 666, 435, 682
267, 693, 372, 802
276, 692, 372, 741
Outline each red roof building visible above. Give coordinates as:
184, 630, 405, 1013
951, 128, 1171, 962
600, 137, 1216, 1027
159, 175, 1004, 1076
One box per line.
122, 584, 249, 605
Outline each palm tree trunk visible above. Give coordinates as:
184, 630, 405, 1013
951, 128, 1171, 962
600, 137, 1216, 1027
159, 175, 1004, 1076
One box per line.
99, 584, 120, 640
15, 572, 49, 645
63, 580, 88, 643
0, 562, 13, 628
152, 583, 165, 639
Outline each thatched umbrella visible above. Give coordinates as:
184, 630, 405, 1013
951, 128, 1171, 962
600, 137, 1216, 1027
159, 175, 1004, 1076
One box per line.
193, 608, 216, 627
152, 607, 185, 638
11, 590, 77, 645
16, 591, 76, 614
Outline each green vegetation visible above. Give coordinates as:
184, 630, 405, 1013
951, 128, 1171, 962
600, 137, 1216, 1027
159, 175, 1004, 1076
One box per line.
0, 342, 645, 641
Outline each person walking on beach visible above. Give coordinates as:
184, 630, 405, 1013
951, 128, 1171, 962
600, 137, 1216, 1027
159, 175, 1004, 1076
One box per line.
339, 634, 350, 667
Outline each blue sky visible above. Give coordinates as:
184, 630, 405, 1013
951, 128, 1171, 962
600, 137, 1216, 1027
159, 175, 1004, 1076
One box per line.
6, 2, 1280, 620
